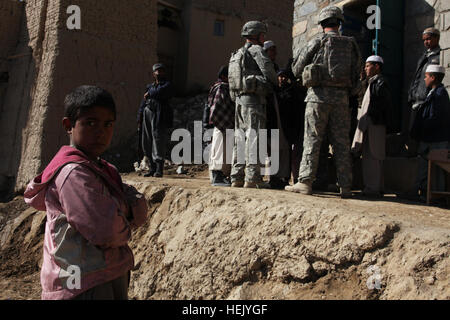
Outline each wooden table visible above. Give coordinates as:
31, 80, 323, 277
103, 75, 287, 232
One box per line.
427, 149, 450, 205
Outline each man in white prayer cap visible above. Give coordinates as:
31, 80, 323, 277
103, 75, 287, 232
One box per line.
352, 55, 393, 198
407, 64, 449, 202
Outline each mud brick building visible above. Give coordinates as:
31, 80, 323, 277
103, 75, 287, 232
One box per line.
2, 0, 448, 194
157, 0, 295, 94
0, 0, 295, 193
0, 0, 158, 193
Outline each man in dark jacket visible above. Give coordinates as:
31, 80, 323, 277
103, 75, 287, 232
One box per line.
264, 41, 290, 189
137, 63, 173, 177
276, 69, 307, 186
352, 55, 393, 197
409, 65, 450, 200
408, 28, 441, 132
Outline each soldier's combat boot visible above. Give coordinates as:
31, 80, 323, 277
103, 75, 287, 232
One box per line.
231, 181, 244, 188
340, 187, 353, 199
244, 181, 271, 189
285, 180, 313, 195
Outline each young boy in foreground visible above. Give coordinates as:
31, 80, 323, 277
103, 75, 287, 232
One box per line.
24, 85, 148, 299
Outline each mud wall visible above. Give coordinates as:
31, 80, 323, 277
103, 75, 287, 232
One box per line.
0, 0, 158, 193
0, 0, 23, 112
181, 0, 295, 93
0, 0, 50, 194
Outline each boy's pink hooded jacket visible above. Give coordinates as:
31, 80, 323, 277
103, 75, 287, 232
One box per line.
24, 146, 148, 300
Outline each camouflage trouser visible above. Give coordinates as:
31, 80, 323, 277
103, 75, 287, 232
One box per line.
231, 102, 267, 183
299, 102, 352, 188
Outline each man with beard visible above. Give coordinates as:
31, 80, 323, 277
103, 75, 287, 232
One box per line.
407, 28, 441, 142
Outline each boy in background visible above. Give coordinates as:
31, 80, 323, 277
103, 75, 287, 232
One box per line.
409, 65, 450, 201
208, 66, 235, 187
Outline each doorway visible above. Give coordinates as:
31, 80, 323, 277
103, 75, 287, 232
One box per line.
341, 0, 405, 133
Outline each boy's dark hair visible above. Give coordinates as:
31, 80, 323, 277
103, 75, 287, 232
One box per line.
429, 72, 445, 84
64, 85, 116, 126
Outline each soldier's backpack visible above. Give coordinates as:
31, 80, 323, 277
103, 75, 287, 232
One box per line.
302, 35, 354, 88
228, 43, 252, 101
229, 43, 273, 100
228, 49, 242, 93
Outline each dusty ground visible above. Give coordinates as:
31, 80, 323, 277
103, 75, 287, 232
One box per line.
0, 166, 448, 300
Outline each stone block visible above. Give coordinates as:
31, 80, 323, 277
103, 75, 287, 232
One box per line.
441, 0, 450, 11
439, 30, 450, 50
292, 20, 308, 37
294, 0, 306, 7
295, 1, 317, 18
440, 12, 450, 31
307, 26, 321, 39
441, 48, 450, 68
443, 67, 450, 88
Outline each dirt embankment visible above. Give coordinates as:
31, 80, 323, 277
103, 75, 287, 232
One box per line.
0, 171, 449, 300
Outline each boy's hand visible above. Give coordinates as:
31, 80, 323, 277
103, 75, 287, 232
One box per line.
144, 92, 149, 99
122, 184, 148, 228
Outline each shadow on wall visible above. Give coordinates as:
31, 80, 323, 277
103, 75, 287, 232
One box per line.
0, 4, 37, 201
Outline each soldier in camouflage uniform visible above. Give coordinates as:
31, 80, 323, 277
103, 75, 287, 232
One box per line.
229, 21, 278, 188
285, 6, 362, 198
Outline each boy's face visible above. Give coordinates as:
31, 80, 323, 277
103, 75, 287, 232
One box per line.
63, 106, 115, 159
424, 72, 435, 88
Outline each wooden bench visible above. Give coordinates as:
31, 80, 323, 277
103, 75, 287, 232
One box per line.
427, 149, 450, 205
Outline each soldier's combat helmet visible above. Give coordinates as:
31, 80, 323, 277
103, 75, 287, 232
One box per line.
241, 21, 267, 37
318, 6, 345, 25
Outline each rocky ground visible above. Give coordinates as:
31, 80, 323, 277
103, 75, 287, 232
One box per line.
0, 167, 449, 300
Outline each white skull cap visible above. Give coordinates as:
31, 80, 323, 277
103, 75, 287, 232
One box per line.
263, 40, 275, 51
366, 55, 384, 64
426, 64, 445, 74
